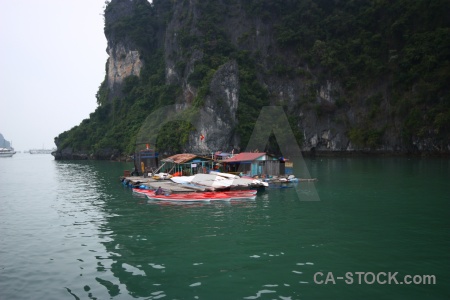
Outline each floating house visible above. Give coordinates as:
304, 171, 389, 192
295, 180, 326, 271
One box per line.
222, 152, 283, 176
160, 153, 214, 176
134, 145, 159, 175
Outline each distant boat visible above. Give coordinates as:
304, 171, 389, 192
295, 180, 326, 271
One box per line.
29, 148, 54, 154
0, 148, 16, 157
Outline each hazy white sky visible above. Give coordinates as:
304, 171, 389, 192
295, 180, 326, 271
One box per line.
0, 0, 108, 151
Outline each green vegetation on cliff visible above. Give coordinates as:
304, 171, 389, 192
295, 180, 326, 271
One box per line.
55, 0, 450, 158
269, 0, 450, 148
56, 0, 176, 156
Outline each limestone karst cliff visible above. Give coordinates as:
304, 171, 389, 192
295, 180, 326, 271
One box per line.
0, 133, 12, 149
53, 0, 450, 159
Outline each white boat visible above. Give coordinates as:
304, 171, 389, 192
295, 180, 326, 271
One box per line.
0, 148, 16, 157
191, 173, 236, 189
29, 148, 54, 154
211, 171, 269, 188
170, 172, 268, 191
209, 171, 240, 179
266, 174, 300, 184
170, 176, 195, 184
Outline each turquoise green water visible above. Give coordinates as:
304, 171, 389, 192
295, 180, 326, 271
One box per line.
0, 154, 449, 299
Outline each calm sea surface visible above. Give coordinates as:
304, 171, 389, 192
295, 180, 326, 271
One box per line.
0, 154, 449, 299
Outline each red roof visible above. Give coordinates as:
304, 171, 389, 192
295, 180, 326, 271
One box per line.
162, 153, 212, 164
223, 152, 266, 163
162, 153, 198, 164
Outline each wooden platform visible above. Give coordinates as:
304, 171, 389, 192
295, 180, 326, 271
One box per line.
121, 175, 318, 194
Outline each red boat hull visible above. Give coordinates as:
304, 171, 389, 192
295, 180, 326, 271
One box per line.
133, 188, 257, 202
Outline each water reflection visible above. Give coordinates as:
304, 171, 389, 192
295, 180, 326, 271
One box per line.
52, 161, 128, 299
145, 198, 258, 208
3, 156, 319, 299
40, 157, 450, 299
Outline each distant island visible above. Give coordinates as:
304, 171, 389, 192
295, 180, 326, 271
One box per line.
0, 133, 12, 149
53, 0, 450, 160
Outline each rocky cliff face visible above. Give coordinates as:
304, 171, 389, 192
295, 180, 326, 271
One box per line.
103, 0, 148, 97
188, 60, 240, 153
158, 0, 351, 154
107, 43, 142, 93
154, 0, 422, 154
55, 0, 449, 159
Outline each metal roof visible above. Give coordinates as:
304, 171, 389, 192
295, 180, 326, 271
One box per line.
161, 153, 212, 164
216, 153, 231, 157
223, 152, 266, 163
